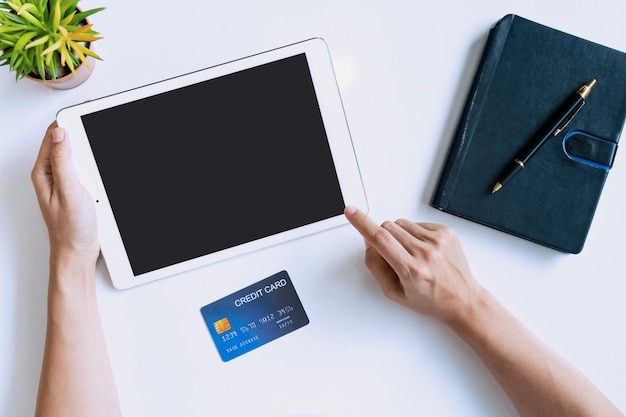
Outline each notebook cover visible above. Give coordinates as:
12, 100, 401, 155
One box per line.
431, 14, 626, 253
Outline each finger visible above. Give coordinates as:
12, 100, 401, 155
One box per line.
48, 127, 80, 194
393, 219, 438, 242
396, 220, 457, 248
31, 122, 58, 199
410, 221, 444, 233
344, 206, 401, 249
381, 220, 429, 256
364, 246, 406, 303
344, 206, 413, 276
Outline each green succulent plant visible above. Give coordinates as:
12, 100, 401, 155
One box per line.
0, 0, 104, 81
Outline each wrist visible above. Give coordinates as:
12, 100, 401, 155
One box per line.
445, 286, 515, 359
444, 284, 495, 338
49, 246, 99, 298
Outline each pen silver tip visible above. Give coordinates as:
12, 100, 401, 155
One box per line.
492, 183, 502, 193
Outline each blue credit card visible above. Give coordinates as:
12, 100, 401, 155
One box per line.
200, 271, 309, 362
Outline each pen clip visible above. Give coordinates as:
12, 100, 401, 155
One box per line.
553, 101, 585, 136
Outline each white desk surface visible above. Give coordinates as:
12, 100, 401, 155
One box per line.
2, 1, 625, 416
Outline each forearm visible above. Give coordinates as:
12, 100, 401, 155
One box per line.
35, 252, 121, 417
449, 288, 623, 417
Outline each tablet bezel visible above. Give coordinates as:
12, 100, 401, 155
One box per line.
56, 38, 368, 289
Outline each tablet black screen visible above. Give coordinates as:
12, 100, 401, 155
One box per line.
81, 53, 345, 276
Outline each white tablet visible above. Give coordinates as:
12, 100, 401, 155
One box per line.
57, 38, 367, 289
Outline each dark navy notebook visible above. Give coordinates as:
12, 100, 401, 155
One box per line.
431, 14, 626, 253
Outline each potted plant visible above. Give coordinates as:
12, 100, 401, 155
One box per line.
0, 0, 104, 89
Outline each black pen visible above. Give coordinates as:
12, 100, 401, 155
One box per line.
492, 78, 596, 193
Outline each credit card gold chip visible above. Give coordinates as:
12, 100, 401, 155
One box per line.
213, 318, 232, 334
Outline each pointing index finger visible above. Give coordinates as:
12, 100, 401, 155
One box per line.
344, 206, 382, 240
344, 206, 411, 270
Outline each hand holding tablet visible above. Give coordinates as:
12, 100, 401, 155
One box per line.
57, 38, 367, 289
